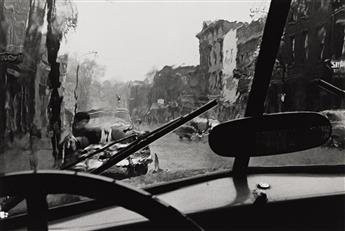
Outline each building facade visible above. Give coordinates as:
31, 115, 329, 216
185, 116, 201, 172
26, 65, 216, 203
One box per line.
0, 0, 76, 153
267, 0, 345, 112
196, 20, 243, 98
196, 19, 265, 121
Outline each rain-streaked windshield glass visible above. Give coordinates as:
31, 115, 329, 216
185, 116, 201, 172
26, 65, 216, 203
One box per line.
0, 0, 270, 182
0, 0, 344, 218
250, 0, 345, 167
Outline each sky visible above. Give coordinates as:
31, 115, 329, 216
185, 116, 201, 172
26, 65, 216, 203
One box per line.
62, 0, 270, 82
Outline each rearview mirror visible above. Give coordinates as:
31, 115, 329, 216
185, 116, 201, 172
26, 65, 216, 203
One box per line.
208, 112, 331, 157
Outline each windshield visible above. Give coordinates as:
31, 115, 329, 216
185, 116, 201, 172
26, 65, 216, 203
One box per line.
0, 0, 344, 218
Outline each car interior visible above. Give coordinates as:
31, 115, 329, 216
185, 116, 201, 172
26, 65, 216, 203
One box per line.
0, 0, 344, 230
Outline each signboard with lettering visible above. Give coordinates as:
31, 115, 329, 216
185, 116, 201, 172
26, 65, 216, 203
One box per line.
331, 59, 345, 74
157, 99, 164, 105
0, 53, 23, 64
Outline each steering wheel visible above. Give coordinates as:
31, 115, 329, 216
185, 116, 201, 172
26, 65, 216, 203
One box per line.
0, 170, 203, 231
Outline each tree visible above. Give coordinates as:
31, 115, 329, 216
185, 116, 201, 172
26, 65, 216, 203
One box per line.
89, 79, 103, 109
65, 56, 106, 112
101, 80, 116, 108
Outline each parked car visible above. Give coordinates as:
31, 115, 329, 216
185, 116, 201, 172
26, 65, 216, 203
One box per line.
174, 117, 219, 141
320, 110, 345, 149
173, 124, 197, 140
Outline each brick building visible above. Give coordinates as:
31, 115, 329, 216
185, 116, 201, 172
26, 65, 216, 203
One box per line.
196, 19, 265, 121
228, 19, 265, 119
267, 0, 345, 112
196, 20, 243, 98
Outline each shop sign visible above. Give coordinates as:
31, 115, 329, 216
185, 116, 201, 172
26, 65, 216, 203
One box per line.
331, 59, 345, 74
0, 53, 23, 64
157, 99, 164, 105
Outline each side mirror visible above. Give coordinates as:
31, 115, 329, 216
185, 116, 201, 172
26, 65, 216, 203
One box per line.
208, 112, 331, 157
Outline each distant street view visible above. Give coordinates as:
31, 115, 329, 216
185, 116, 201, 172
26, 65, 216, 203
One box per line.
0, 0, 344, 179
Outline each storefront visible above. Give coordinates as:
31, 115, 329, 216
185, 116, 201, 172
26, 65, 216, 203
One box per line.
331, 58, 345, 104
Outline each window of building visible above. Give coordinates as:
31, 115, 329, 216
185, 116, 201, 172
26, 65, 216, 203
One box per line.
213, 49, 217, 66
288, 8, 297, 22
333, 20, 345, 59
219, 42, 223, 64
334, 22, 345, 58
230, 48, 234, 63
246, 52, 250, 63
320, 0, 330, 9
298, 0, 311, 17
315, 0, 321, 9
290, 35, 295, 64
218, 71, 223, 90
303, 32, 309, 61
318, 26, 326, 60
208, 54, 212, 67
332, 0, 345, 10
288, 1, 298, 23
343, 26, 345, 56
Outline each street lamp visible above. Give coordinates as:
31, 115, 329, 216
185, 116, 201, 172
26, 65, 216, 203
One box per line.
74, 51, 98, 115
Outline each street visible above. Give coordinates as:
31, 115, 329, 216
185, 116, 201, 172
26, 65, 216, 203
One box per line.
1, 124, 344, 179
1, 123, 344, 216
0, 124, 232, 174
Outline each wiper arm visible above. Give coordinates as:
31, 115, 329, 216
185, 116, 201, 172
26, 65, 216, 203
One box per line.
60, 134, 137, 170
0, 112, 191, 212
313, 79, 345, 98
0, 100, 217, 212
91, 99, 218, 174
62, 108, 189, 170
62, 115, 184, 169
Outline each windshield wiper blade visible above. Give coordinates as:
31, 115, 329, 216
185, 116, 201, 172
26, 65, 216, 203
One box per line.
91, 99, 218, 174
61, 108, 187, 170
313, 79, 345, 98
0, 100, 217, 212
60, 134, 137, 170
61, 116, 183, 169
